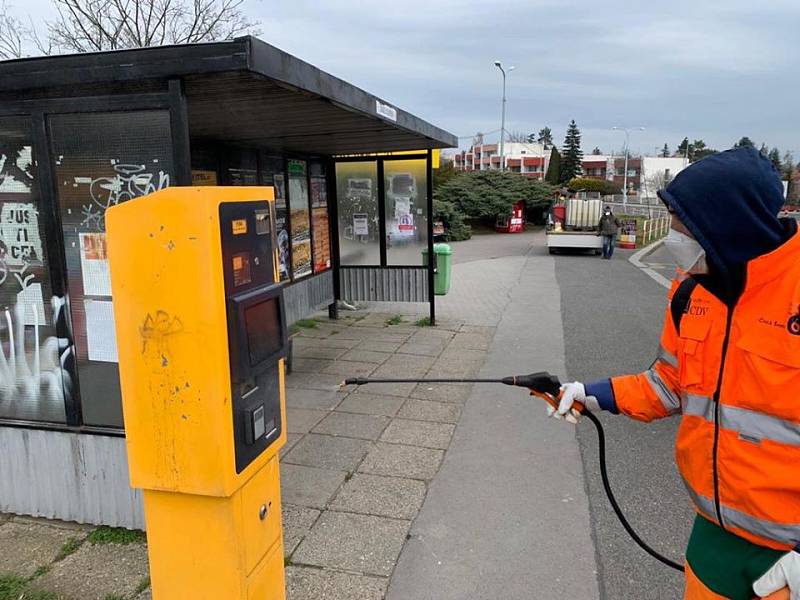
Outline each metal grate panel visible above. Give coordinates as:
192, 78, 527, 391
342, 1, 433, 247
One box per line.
284, 270, 335, 325
340, 267, 428, 302
0, 427, 144, 529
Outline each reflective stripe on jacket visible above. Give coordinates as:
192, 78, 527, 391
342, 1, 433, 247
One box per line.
611, 230, 800, 551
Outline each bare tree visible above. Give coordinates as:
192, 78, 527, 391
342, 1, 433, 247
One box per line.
505, 130, 528, 143
44, 0, 258, 53
0, 1, 24, 58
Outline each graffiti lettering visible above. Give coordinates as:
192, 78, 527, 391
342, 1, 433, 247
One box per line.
75, 163, 170, 231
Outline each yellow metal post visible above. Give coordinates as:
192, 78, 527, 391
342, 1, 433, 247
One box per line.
107, 187, 286, 599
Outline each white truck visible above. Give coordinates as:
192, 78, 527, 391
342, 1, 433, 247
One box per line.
546, 197, 604, 255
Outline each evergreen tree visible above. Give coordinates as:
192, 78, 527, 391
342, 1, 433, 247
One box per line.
544, 147, 561, 185
537, 127, 554, 148
591, 147, 602, 155
692, 140, 717, 161
527, 132, 537, 144
435, 170, 554, 221
734, 136, 755, 149
759, 143, 769, 157
783, 152, 795, 179
560, 120, 583, 184
661, 143, 670, 157
768, 147, 782, 171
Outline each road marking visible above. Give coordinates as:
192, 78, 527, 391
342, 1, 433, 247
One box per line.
629, 240, 672, 289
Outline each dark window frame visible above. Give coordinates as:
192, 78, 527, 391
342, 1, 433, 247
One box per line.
0, 91, 175, 435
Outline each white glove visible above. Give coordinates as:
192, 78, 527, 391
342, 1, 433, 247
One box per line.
546, 382, 600, 424
753, 551, 799, 599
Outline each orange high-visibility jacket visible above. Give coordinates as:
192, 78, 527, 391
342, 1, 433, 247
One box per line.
610, 231, 800, 551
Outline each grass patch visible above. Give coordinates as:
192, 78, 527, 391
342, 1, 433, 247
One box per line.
293, 319, 318, 329
31, 565, 50, 578
54, 537, 83, 562
415, 317, 433, 327
87, 527, 146, 546
0, 575, 57, 600
102, 595, 126, 600
0, 575, 27, 599
134, 577, 150, 595
385, 315, 405, 326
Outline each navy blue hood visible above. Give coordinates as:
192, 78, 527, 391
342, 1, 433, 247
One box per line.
658, 147, 786, 274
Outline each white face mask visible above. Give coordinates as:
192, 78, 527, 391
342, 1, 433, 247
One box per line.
663, 228, 708, 274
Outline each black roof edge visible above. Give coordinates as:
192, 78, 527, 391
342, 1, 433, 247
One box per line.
0, 38, 249, 88
244, 36, 457, 149
0, 36, 457, 149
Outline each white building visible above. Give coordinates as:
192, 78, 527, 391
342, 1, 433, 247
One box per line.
453, 141, 549, 179
640, 157, 689, 201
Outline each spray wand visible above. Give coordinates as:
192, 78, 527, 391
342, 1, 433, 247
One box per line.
342, 371, 684, 573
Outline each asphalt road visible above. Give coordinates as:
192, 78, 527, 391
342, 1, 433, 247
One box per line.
554, 246, 693, 600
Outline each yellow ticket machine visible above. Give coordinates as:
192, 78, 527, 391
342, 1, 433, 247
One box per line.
107, 187, 287, 599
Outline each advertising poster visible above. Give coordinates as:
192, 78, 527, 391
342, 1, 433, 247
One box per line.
312, 208, 330, 273
353, 213, 369, 236
84, 299, 118, 362
291, 240, 312, 278
310, 176, 327, 208
288, 160, 312, 279
79, 232, 112, 296
273, 173, 290, 281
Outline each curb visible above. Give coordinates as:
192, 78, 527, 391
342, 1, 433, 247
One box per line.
628, 239, 671, 289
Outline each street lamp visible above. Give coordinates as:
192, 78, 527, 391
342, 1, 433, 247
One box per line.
494, 61, 514, 172
612, 126, 645, 204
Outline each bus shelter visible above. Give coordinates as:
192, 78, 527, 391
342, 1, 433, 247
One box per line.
0, 36, 456, 527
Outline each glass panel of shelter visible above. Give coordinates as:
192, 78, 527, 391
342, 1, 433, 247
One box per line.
0, 116, 69, 424
335, 157, 429, 268
335, 161, 380, 266
384, 158, 428, 266
49, 110, 174, 428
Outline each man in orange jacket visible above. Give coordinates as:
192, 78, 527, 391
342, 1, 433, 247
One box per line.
553, 148, 799, 600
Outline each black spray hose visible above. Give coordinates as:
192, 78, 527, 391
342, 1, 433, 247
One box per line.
343, 375, 685, 573
581, 410, 684, 572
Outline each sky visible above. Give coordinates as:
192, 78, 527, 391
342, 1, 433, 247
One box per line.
10, 0, 800, 156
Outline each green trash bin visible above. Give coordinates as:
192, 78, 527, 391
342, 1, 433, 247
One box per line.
422, 243, 453, 295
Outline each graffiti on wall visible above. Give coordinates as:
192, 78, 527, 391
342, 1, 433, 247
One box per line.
0, 143, 72, 422
0, 144, 33, 194
72, 162, 170, 231
0, 295, 73, 422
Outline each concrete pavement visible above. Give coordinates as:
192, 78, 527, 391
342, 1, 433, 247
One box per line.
387, 238, 600, 599
0, 229, 690, 600
556, 245, 690, 599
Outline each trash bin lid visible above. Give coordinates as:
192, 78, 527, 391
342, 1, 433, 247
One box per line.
433, 243, 452, 255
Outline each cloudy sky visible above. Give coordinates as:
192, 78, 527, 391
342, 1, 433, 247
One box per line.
12, 0, 800, 156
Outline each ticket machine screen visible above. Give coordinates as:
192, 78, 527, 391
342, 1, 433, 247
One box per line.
245, 299, 282, 367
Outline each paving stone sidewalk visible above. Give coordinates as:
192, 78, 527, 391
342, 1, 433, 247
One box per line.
282, 311, 494, 599
0, 312, 494, 600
